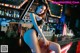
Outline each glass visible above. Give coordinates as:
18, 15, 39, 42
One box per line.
6, 10, 9, 16
0, 7, 1, 15
0, 8, 4, 16
14, 10, 20, 18
8, 10, 11, 17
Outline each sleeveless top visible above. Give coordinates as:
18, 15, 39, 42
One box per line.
35, 14, 44, 26
31, 14, 44, 36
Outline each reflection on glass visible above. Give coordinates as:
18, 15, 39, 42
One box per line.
1, 8, 4, 16
13, 10, 19, 18
0, 7, 20, 18
6, 10, 9, 16
0, 8, 1, 15
14, 10, 16, 18
11, 10, 13, 17
16, 11, 20, 18
8, 10, 11, 17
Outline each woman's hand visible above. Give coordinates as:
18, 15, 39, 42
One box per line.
39, 38, 50, 53
44, 39, 49, 46
39, 38, 49, 46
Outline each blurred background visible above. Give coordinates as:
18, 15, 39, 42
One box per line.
0, 0, 80, 53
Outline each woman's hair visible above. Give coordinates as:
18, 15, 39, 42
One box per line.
34, 2, 47, 26
35, 2, 47, 14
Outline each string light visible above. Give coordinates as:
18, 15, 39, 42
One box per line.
0, 0, 28, 9
4, 4, 9, 7
45, 0, 63, 18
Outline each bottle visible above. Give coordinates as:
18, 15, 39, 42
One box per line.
16, 11, 20, 18
6, 9, 9, 16
13, 10, 16, 18
1, 8, 4, 16
0, 7, 1, 15
9, 10, 11, 17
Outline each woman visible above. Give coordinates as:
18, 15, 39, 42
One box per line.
23, 3, 61, 53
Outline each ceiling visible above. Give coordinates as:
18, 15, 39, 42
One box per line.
0, 0, 25, 6
0, 0, 30, 9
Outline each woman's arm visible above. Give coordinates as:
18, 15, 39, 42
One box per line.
30, 13, 48, 45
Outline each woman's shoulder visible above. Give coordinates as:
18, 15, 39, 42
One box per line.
30, 13, 42, 20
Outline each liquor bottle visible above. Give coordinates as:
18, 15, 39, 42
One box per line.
4, 9, 7, 16
6, 9, 9, 16
0, 7, 1, 15
8, 10, 11, 17
1, 8, 4, 16
11, 10, 14, 17
13, 10, 16, 18
16, 11, 20, 18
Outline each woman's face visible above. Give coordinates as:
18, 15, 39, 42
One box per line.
36, 5, 47, 15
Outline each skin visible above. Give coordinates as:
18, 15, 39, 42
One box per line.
23, 5, 61, 53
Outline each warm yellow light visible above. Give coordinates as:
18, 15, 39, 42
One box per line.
19, 38, 22, 46
0, 0, 28, 9
10, 5, 12, 7
58, 16, 61, 18
58, 4, 61, 6
61, 9, 63, 12
4, 4, 9, 7
13, 6, 16, 8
